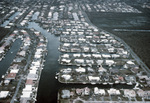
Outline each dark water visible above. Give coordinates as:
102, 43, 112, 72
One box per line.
28, 22, 61, 103
0, 39, 22, 81
1, 12, 20, 27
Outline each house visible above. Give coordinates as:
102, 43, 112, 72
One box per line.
27, 73, 38, 80
23, 85, 32, 92
92, 54, 101, 58
61, 90, 70, 99
86, 60, 94, 64
88, 76, 100, 82
107, 88, 120, 95
18, 50, 26, 57
137, 89, 145, 97
96, 60, 103, 65
6, 73, 16, 80
4, 80, 10, 85
105, 60, 115, 66
76, 88, 84, 95
10, 69, 19, 73
84, 87, 90, 95
94, 87, 105, 95
0, 91, 9, 98
26, 79, 34, 85
98, 65, 107, 72
61, 74, 71, 81
124, 89, 136, 97
74, 59, 84, 64
0, 47, 4, 54
82, 54, 91, 58
73, 54, 81, 57
61, 68, 72, 74
75, 67, 85, 73
99, 89, 106, 95
94, 87, 99, 94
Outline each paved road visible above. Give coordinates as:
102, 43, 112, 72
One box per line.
10, 77, 22, 103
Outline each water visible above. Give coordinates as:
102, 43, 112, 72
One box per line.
31, 12, 40, 20
28, 22, 61, 102
1, 12, 20, 27
0, 39, 22, 81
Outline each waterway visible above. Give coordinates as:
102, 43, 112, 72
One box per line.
31, 12, 40, 20
0, 39, 22, 81
0, 12, 20, 27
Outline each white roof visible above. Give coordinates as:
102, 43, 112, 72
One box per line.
23, 85, 32, 92
30, 66, 38, 70
127, 61, 135, 65
21, 92, 32, 98
62, 54, 69, 58
75, 67, 85, 73
29, 70, 37, 74
0, 91, 9, 98
102, 54, 111, 58
34, 54, 42, 58
27, 74, 38, 80
61, 75, 71, 80
105, 60, 114, 65
63, 43, 70, 46
92, 54, 101, 58
73, 54, 81, 57
75, 59, 84, 63
32, 61, 40, 66
83, 54, 91, 57
10, 69, 19, 73
88, 76, 100, 81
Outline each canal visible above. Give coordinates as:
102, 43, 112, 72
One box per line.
1, 12, 20, 27
0, 39, 22, 81
31, 12, 40, 20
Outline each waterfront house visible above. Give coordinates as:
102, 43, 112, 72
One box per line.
61, 68, 72, 74
61, 90, 70, 99
4, 80, 10, 85
61, 74, 71, 81
26, 79, 34, 86
76, 88, 84, 95
0, 91, 9, 98
94, 87, 99, 95
137, 89, 145, 97
94, 87, 105, 95
88, 76, 100, 82
6, 73, 16, 80
74, 59, 84, 64
75, 67, 86, 73
84, 87, 90, 95
105, 60, 115, 66
92, 54, 101, 58
124, 89, 136, 97
0, 47, 4, 54
10, 69, 19, 73
98, 65, 107, 73
107, 88, 120, 95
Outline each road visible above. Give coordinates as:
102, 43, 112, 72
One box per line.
10, 77, 22, 103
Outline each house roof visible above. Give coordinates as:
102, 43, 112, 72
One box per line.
26, 79, 33, 85
6, 73, 16, 79
0, 91, 9, 98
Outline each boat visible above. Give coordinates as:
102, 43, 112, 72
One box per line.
127, 82, 133, 85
